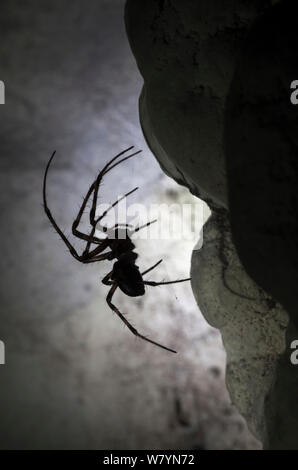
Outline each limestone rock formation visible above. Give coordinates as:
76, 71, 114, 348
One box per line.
225, 0, 298, 333
191, 211, 287, 444
125, 0, 297, 448
224, 0, 298, 448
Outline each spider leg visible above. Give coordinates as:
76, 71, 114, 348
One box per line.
144, 278, 191, 286
83, 187, 138, 254
89, 149, 142, 227
132, 219, 157, 234
95, 187, 138, 227
100, 146, 134, 175
72, 184, 103, 244
82, 148, 142, 254
106, 284, 177, 354
72, 146, 138, 242
111, 223, 133, 230
82, 225, 100, 256
44, 148, 142, 261
102, 271, 113, 285
142, 259, 163, 276
81, 252, 113, 263
43, 151, 85, 261
43, 151, 112, 262
100, 148, 142, 177
82, 252, 114, 264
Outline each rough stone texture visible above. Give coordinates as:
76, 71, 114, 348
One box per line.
224, 0, 298, 448
191, 211, 288, 443
125, 0, 295, 448
125, 0, 275, 207
225, 0, 298, 343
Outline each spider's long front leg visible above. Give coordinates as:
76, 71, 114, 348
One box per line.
72, 183, 103, 245
106, 284, 177, 354
81, 149, 141, 256
43, 151, 112, 262
83, 186, 138, 257
89, 148, 142, 227
72, 146, 139, 244
43, 151, 85, 261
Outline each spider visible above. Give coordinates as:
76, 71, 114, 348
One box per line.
43, 146, 191, 353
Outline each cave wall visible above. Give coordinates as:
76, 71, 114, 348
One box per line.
125, 0, 298, 448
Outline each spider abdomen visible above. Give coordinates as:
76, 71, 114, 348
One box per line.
111, 260, 145, 297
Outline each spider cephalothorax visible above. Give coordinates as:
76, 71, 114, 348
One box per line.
43, 147, 190, 353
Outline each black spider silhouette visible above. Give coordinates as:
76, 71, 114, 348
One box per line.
43, 147, 191, 353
